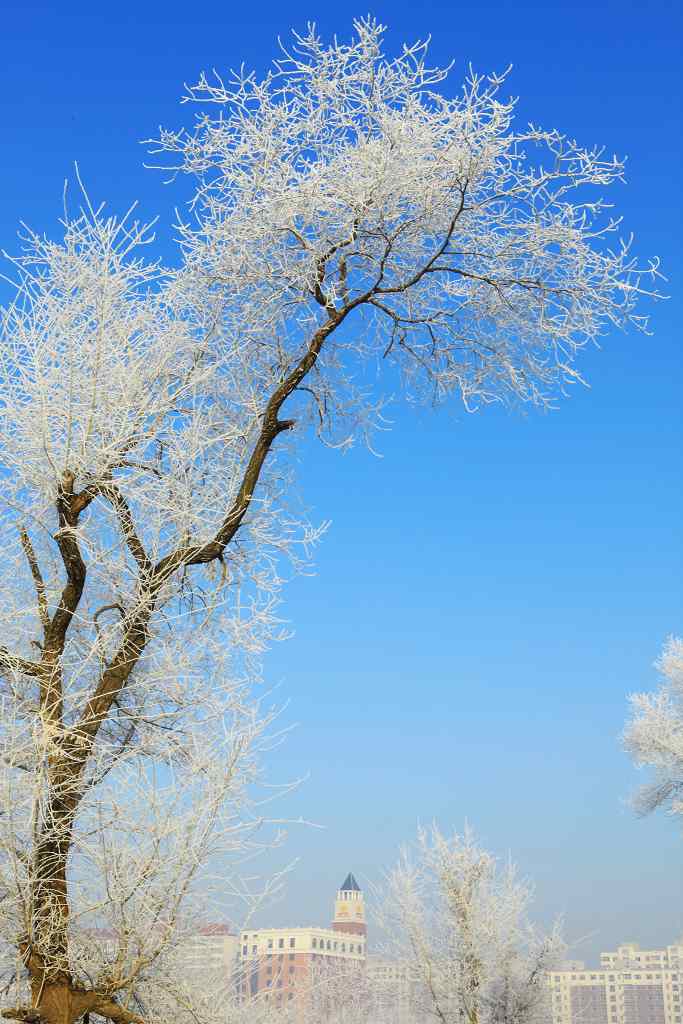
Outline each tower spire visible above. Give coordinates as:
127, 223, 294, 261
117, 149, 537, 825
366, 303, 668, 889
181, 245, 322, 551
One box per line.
332, 871, 366, 937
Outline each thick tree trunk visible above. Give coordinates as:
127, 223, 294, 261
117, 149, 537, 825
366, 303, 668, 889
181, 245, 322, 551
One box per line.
33, 982, 90, 1024
2, 981, 95, 1024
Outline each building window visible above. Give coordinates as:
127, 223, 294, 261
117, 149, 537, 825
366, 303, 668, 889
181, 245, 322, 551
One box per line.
312, 938, 317, 949
290, 938, 296, 948
278, 939, 284, 949
242, 946, 247, 955
268, 939, 273, 949
252, 945, 257, 954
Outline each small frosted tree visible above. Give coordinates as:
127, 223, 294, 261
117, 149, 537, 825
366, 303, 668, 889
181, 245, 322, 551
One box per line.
0, 17, 657, 1024
300, 957, 374, 1024
376, 826, 564, 1024
623, 636, 683, 820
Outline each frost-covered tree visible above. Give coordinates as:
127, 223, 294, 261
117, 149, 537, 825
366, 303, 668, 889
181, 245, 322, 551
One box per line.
0, 16, 657, 1024
300, 957, 374, 1024
376, 826, 564, 1024
623, 636, 683, 821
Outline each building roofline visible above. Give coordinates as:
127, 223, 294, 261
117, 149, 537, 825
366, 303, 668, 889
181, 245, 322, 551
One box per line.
240, 926, 365, 936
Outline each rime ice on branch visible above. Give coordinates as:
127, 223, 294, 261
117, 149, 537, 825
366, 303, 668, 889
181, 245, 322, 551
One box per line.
624, 637, 683, 820
0, 16, 659, 1024
376, 826, 565, 1024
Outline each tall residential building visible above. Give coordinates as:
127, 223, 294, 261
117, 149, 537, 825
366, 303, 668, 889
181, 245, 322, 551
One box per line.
366, 955, 413, 1024
180, 923, 238, 979
237, 873, 367, 1008
549, 942, 683, 1024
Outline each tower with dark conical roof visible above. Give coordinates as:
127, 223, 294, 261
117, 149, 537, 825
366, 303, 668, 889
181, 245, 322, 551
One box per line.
332, 872, 366, 937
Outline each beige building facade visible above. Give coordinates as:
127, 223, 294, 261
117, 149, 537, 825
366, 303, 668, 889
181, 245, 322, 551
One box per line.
549, 942, 683, 1024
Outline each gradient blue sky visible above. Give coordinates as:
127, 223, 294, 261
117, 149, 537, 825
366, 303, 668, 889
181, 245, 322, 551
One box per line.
1, 0, 681, 965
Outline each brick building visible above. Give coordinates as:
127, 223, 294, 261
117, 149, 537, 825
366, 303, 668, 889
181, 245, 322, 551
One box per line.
237, 873, 367, 1008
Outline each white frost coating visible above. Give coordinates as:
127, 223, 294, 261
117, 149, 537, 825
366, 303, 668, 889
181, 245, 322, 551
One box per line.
375, 826, 565, 1024
151, 17, 660, 430
0, 17, 658, 1024
624, 636, 683, 820
0, 203, 305, 1023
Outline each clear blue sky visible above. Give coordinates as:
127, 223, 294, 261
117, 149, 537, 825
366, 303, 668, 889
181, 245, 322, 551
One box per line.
2, 0, 681, 965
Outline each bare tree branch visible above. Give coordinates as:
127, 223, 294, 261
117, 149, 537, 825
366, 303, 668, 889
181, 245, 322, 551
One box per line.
19, 528, 50, 640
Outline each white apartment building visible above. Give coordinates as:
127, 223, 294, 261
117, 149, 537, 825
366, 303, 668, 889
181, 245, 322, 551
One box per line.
366, 956, 412, 1024
180, 923, 239, 978
549, 942, 683, 1024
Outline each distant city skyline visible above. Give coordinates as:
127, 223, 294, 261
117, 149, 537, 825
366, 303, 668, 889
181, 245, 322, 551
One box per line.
242, 876, 682, 972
